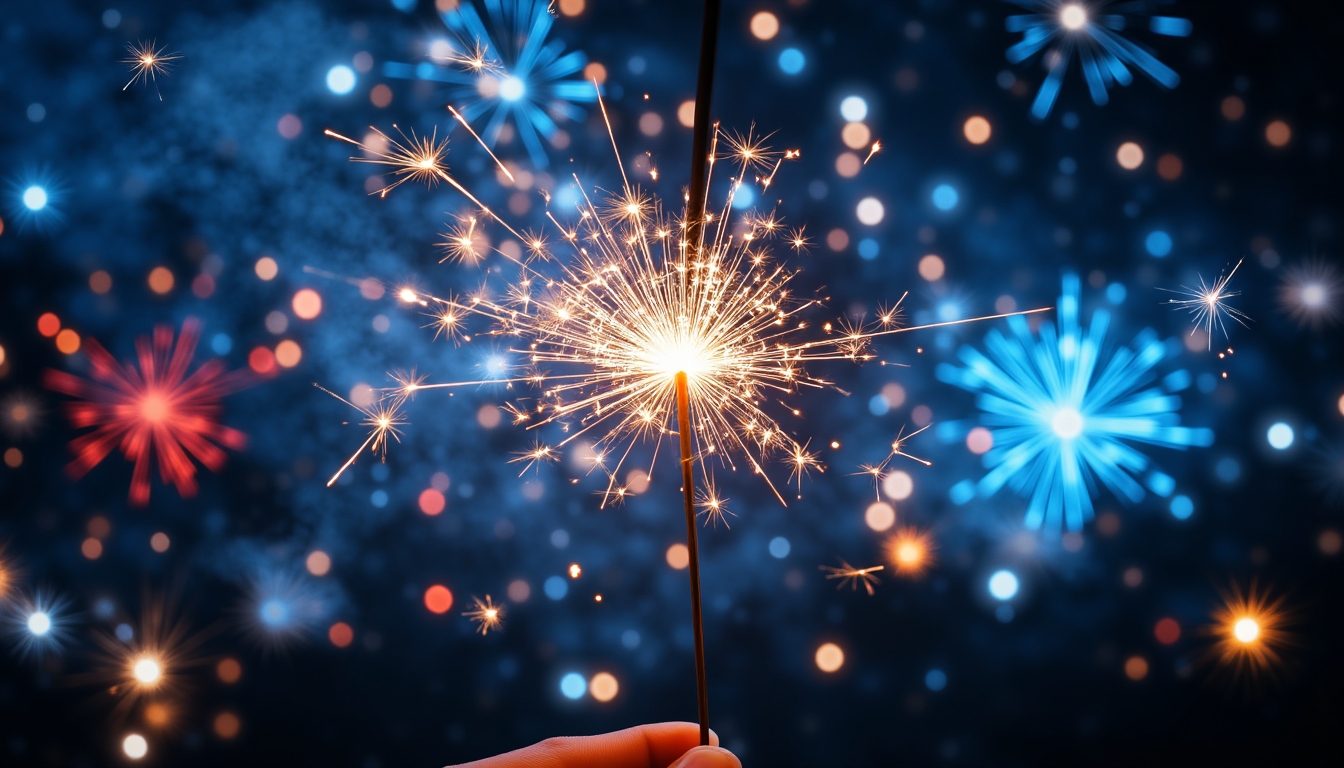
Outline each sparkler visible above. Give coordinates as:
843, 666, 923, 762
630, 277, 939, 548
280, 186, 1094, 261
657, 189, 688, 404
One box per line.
121, 40, 182, 101
820, 561, 884, 595
886, 527, 936, 577
44, 319, 250, 506
321, 0, 1047, 745
1161, 259, 1250, 349
464, 595, 505, 634
855, 424, 931, 500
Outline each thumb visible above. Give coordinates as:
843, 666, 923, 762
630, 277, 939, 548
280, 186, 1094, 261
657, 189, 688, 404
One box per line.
668, 745, 741, 768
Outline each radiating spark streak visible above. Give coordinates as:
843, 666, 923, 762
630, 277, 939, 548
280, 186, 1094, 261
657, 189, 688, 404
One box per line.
121, 40, 182, 100
1208, 580, 1289, 680
886, 527, 935, 577
864, 141, 881, 164
820, 560, 884, 595
447, 105, 513, 182
1162, 259, 1250, 349
854, 424, 932, 500
316, 385, 406, 486
464, 595, 504, 634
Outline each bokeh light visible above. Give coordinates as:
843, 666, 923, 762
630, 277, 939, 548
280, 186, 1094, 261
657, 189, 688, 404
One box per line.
815, 643, 844, 673
1116, 142, 1144, 169
325, 64, 355, 94
22, 185, 48, 211
749, 11, 779, 40
559, 672, 586, 699
588, 672, 618, 702
122, 733, 148, 760
963, 116, 991, 144
1267, 422, 1294, 450
988, 570, 1019, 601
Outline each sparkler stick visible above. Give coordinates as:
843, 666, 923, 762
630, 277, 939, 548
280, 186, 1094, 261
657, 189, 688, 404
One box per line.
681, 0, 722, 747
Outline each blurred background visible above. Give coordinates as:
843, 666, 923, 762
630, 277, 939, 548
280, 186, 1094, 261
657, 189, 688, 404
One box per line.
1, 0, 1341, 765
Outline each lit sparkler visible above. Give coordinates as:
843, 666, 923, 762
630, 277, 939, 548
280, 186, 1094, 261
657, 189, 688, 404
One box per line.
464, 595, 505, 634
44, 319, 250, 506
855, 424, 931, 500
121, 40, 182, 101
820, 560, 884, 595
1161, 259, 1250, 349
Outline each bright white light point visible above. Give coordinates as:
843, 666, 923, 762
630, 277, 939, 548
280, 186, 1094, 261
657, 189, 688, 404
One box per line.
1060, 4, 1087, 30
27, 611, 52, 635
500, 76, 526, 101
326, 65, 356, 95
839, 95, 868, 122
122, 734, 148, 759
1233, 617, 1259, 643
1302, 283, 1326, 307
856, 197, 884, 225
133, 658, 161, 684
988, 570, 1019, 601
1051, 407, 1084, 440
398, 288, 417, 302
22, 186, 48, 211
1267, 422, 1293, 450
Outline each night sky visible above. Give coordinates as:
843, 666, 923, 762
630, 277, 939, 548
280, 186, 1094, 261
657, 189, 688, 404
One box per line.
2, 0, 1342, 766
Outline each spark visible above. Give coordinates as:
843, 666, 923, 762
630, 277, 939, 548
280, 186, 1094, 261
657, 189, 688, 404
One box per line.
464, 595, 505, 635
316, 385, 407, 487
321, 96, 1047, 515
820, 560, 884, 596
886, 527, 936, 577
121, 40, 182, 100
1162, 259, 1250, 349
939, 274, 1213, 533
694, 478, 734, 528
863, 141, 881, 164
1208, 581, 1289, 681
43, 319, 249, 506
7, 590, 71, 659
854, 424, 930, 500
508, 440, 559, 475
1004, 1, 1192, 119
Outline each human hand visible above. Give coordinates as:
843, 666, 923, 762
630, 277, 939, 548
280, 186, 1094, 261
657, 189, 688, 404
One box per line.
447, 721, 740, 768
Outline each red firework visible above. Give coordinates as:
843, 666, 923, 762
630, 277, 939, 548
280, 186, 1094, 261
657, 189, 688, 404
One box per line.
45, 318, 249, 505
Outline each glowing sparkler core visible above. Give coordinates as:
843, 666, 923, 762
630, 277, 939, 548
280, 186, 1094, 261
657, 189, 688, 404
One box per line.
1232, 617, 1259, 644
1162, 259, 1250, 349
1059, 4, 1087, 31
121, 40, 182, 101
132, 657, 162, 685
27, 611, 52, 636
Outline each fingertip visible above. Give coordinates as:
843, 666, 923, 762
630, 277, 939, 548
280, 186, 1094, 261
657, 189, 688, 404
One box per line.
670, 745, 741, 768
707, 728, 720, 748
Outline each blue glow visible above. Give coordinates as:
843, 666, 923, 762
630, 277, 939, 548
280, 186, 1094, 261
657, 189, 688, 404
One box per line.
211, 333, 233, 355
115, 623, 134, 642
988, 570, 1019, 601
382, 0, 596, 168
924, 669, 947, 691
544, 575, 568, 600
1145, 230, 1172, 257
868, 394, 889, 416
1170, 494, 1193, 520
938, 274, 1213, 531
370, 489, 388, 507
857, 238, 879, 260
499, 75, 526, 101
1215, 457, 1241, 483
996, 605, 1015, 622
390, 0, 416, 12
27, 611, 51, 636
731, 184, 756, 210
839, 95, 868, 122
326, 65, 356, 94
1005, 2, 1189, 118
937, 302, 962, 322
932, 184, 959, 211
778, 48, 805, 75
621, 629, 640, 649
260, 599, 290, 627
559, 672, 586, 699
1106, 283, 1127, 304
768, 536, 791, 559
1267, 422, 1294, 450
22, 185, 48, 211
949, 480, 976, 505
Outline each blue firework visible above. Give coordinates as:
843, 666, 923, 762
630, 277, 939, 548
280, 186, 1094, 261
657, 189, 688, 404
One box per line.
937, 274, 1213, 533
384, 0, 596, 168
1003, 0, 1192, 119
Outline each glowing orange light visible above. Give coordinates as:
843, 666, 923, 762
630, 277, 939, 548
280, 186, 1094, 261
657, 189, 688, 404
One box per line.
1209, 581, 1288, 679
887, 526, 936, 577
815, 642, 844, 673
424, 585, 454, 614
568, 563, 582, 579
37, 312, 61, 337
328, 622, 354, 648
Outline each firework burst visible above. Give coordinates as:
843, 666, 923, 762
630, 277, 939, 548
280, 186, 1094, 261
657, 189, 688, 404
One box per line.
1004, 1, 1192, 119
121, 40, 182, 100
44, 319, 249, 506
1161, 259, 1250, 349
